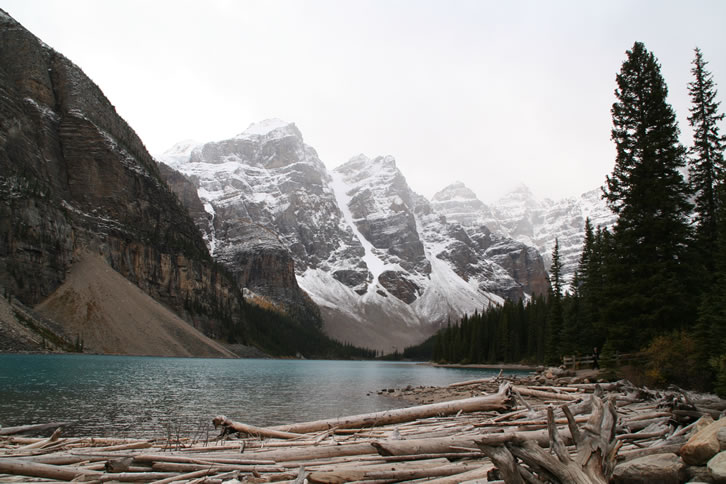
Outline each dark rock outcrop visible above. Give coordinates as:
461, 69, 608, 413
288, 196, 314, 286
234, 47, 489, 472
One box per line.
0, 9, 243, 340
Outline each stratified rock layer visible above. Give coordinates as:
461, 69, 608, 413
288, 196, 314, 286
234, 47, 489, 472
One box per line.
0, 9, 245, 348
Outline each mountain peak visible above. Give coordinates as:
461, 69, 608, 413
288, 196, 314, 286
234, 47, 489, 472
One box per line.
432, 181, 478, 202
235, 118, 299, 140
159, 139, 200, 168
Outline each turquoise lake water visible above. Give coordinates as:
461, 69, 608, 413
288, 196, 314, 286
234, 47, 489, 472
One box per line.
0, 354, 526, 438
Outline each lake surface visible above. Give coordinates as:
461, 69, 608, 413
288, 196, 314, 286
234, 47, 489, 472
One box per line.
0, 354, 528, 438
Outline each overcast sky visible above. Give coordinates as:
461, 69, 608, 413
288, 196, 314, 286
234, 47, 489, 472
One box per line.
3, 1, 726, 202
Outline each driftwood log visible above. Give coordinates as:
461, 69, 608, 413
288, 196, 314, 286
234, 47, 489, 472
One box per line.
477, 392, 620, 483
270, 383, 514, 434
212, 416, 304, 440
211, 383, 514, 440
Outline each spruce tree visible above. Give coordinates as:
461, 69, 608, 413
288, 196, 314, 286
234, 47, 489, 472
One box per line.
688, 47, 726, 270
696, 183, 726, 373
576, 218, 596, 348
545, 238, 564, 364
602, 42, 693, 352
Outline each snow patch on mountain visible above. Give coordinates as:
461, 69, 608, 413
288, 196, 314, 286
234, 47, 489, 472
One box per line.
433, 181, 615, 287
330, 170, 399, 291
236, 118, 298, 140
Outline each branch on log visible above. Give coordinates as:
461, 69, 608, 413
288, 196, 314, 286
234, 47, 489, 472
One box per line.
212, 416, 304, 440
477, 393, 621, 483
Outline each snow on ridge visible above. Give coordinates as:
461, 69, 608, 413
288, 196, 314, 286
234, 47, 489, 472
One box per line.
157, 139, 200, 168
236, 118, 294, 139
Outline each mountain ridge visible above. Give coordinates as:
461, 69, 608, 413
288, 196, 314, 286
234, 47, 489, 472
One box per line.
159, 121, 550, 351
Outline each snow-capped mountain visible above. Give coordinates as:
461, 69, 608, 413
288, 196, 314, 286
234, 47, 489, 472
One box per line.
159, 120, 549, 351
432, 182, 616, 287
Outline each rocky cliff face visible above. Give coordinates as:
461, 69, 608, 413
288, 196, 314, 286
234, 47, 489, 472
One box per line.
161, 125, 549, 351
0, 9, 243, 341
432, 182, 616, 287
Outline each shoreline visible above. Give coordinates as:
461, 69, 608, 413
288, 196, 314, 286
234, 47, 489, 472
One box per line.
3, 370, 725, 483
425, 362, 538, 371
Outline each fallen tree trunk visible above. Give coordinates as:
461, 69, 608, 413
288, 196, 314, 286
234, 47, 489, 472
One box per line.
269, 383, 513, 434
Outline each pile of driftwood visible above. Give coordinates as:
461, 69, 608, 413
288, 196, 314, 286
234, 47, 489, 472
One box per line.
1, 373, 726, 483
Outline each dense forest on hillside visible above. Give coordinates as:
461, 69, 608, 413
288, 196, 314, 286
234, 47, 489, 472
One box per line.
411, 43, 726, 396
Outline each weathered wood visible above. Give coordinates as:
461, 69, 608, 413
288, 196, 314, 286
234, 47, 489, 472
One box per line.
308, 462, 483, 483
96, 470, 178, 481
477, 394, 619, 483
248, 442, 379, 462
447, 377, 495, 388
512, 385, 580, 401
0, 422, 70, 436
420, 462, 495, 484
478, 444, 525, 484
133, 453, 276, 465
0, 457, 102, 480
151, 461, 285, 473
149, 468, 215, 484
372, 426, 567, 457
270, 384, 513, 434
213, 415, 305, 440
16, 427, 62, 450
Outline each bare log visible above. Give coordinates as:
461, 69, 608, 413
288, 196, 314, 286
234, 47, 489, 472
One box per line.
308, 462, 483, 483
512, 386, 580, 401
16, 428, 62, 450
0, 422, 70, 436
271, 384, 513, 434
372, 426, 567, 457
212, 415, 304, 440
421, 462, 495, 484
447, 377, 495, 388
245, 442, 379, 462
151, 461, 284, 473
150, 468, 215, 484
478, 444, 525, 484
0, 458, 102, 481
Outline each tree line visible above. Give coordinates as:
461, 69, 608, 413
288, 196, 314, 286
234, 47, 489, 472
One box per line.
420, 43, 726, 395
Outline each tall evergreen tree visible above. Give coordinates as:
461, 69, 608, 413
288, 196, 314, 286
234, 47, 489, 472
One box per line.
575, 218, 596, 348
688, 47, 726, 269
545, 238, 564, 364
602, 42, 693, 352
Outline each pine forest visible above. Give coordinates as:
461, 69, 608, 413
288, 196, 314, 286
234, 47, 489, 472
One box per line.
417, 43, 726, 396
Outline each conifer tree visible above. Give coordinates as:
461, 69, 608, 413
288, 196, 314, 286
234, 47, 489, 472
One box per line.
688, 47, 726, 269
602, 42, 693, 352
576, 219, 609, 350
545, 238, 564, 364
697, 183, 726, 378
